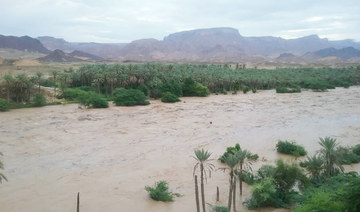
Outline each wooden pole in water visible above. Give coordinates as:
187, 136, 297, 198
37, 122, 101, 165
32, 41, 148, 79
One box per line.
195, 175, 200, 212
77, 192, 80, 212
216, 186, 219, 202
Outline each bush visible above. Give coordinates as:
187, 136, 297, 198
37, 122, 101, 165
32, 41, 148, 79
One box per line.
252, 88, 257, 93
243, 178, 278, 209
276, 140, 307, 156
303, 80, 334, 91
161, 92, 180, 103
208, 204, 228, 212
32, 94, 46, 107
219, 143, 258, 163
276, 86, 301, 93
182, 78, 210, 97
63, 88, 88, 101
336, 146, 360, 164
352, 144, 360, 156
0, 98, 10, 111
113, 88, 150, 106
86, 93, 109, 108
242, 85, 250, 94
160, 80, 183, 97
145, 181, 175, 202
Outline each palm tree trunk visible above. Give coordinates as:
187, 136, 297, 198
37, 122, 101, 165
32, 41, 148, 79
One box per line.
77, 192, 80, 212
200, 163, 206, 212
228, 173, 233, 211
195, 175, 200, 212
233, 177, 236, 212
239, 164, 243, 196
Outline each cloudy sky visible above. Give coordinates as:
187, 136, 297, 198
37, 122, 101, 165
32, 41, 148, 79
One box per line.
1, 0, 359, 43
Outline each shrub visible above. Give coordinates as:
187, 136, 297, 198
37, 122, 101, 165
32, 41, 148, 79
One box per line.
137, 83, 149, 96
219, 143, 258, 163
161, 92, 180, 103
182, 78, 210, 97
145, 181, 175, 202
276, 86, 301, 93
252, 88, 257, 93
242, 85, 250, 94
160, 80, 182, 97
88, 94, 109, 108
336, 146, 360, 164
243, 178, 278, 209
208, 204, 228, 212
352, 144, 360, 156
303, 80, 334, 91
32, 94, 46, 107
276, 140, 307, 156
63, 88, 88, 101
0, 99, 10, 111
113, 88, 150, 106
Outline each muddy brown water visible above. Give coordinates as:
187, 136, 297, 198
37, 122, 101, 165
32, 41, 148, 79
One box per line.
1, 87, 360, 212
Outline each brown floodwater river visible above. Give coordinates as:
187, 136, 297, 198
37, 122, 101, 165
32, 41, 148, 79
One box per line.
0, 87, 359, 212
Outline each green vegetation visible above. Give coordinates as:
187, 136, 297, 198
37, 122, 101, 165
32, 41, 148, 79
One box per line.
0, 98, 10, 111
219, 143, 258, 163
0, 152, 7, 183
2, 64, 360, 110
161, 92, 180, 103
242, 85, 250, 94
294, 173, 360, 212
145, 181, 175, 202
244, 159, 309, 209
32, 93, 46, 107
113, 88, 149, 106
208, 204, 228, 212
276, 140, 307, 156
276, 86, 301, 93
182, 78, 210, 97
336, 146, 360, 164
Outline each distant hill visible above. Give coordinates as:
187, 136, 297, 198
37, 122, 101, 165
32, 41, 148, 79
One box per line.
68, 50, 104, 61
38, 49, 84, 62
303, 47, 360, 59
277, 53, 296, 59
0, 35, 50, 54
3, 28, 360, 63
37, 36, 126, 59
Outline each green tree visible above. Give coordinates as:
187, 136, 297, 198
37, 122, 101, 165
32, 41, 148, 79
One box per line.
36, 72, 43, 93
3, 74, 13, 102
318, 137, 344, 177
300, 155, 324, 183
193, 149, 214, 212
234, 148, 253, 197
222, 154, 238, 212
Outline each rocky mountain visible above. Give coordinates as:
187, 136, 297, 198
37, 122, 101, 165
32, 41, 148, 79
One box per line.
304, 47, 360, 59
38, 49, 84, 62
0, 35, 50, 54
116, 28, 360, 62
37, 36, 126, 59
277, 53, 296, 59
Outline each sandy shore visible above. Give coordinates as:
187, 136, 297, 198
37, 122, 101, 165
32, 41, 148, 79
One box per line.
0, 87, 360, 212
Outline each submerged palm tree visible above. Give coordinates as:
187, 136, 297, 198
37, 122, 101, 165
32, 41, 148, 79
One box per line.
234, 148, 253, 197
301, 154, 324, 183
0, 152, 8, 184
222, 154, 239, 212
318, 137, 344, 177
193, 149, 214, 212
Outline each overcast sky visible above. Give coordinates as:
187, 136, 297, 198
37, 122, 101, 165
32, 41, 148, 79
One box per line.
1, 0, 359, 43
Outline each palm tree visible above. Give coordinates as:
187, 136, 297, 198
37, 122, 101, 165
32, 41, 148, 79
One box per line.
0, 152, 8, 184
318, 137, 344, 177
301, 154, 324, 183
193, 149, 214, 212
222, 154, 238, 212
3, 74, 13, 102
234, 148, 253, 197
36, 72, 43, 93
51, 71, 58, 97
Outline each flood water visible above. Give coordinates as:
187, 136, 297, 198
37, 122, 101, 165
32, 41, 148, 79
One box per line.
1, 87, 359, 212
